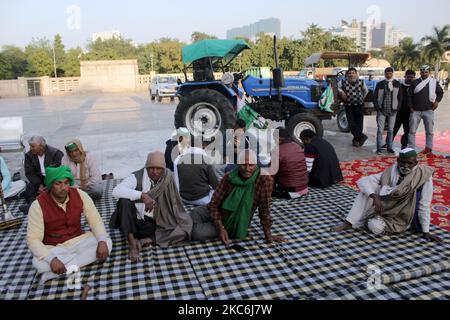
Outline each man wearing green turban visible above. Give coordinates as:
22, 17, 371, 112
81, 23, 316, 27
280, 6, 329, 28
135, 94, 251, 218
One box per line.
27, 166, 112, 284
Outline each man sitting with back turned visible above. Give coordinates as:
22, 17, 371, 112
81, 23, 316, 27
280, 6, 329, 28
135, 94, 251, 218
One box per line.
300, 129, 343, 188
272, 127, 309, 199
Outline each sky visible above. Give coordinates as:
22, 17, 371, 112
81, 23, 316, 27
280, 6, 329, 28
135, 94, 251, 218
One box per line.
1, 0, 449, 49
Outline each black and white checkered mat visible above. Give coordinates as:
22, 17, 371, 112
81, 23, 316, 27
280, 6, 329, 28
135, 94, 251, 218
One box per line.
1, 177, 449, 300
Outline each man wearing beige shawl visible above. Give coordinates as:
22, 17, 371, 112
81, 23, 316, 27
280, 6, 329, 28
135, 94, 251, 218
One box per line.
110, 151, 192, 262
62, 139, 103, 200
332, 148, 441, 242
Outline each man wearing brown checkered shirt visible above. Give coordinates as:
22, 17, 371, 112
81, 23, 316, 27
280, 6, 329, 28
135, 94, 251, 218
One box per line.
190, 150, 285, 245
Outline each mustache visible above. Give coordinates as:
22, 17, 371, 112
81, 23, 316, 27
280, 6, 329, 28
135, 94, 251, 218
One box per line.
399, 167, 413, 174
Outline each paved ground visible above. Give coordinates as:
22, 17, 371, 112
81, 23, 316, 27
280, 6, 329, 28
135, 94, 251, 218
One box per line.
1, 91, 449, 178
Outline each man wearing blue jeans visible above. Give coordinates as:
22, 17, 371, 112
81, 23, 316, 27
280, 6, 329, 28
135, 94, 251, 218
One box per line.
408, 65, 444, 155
373, 67, 403, 155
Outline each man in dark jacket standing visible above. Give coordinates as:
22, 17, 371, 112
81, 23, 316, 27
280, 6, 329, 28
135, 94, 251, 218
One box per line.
24, 136, 64, 206
373, 67, 403, 155
408, 65, 444, 154
391, 70, 416, 149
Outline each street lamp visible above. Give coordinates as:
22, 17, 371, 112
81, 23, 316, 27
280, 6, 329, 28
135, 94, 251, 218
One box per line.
52, 42, 57, 78
150, 52, 154, 73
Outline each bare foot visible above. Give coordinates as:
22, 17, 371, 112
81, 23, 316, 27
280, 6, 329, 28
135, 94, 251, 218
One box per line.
331, 221, 352, 232
128, 241, 141, 263
139, 238, 154, 249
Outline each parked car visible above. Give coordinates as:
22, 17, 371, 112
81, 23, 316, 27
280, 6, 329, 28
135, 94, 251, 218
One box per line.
149, 75, 179, 102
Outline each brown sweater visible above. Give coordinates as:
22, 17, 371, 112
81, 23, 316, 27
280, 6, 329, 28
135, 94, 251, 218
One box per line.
275, 142, 309, 192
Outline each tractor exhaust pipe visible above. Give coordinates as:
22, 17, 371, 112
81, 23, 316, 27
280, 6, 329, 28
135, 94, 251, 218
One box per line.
272, 36, 285, 101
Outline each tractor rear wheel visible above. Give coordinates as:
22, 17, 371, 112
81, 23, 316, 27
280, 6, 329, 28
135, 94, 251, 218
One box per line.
287, 113, 324, 144
174, 89, 236, 139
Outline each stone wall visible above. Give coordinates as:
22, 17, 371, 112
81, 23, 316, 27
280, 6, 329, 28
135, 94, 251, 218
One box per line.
79, 60, 139, 92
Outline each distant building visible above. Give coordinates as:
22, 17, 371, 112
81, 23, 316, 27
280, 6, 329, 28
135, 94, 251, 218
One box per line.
92, 30, 121, 42
227, 18, 281, 40
329, 19, 371, 51
330, 19, 407, 51
371, 23, 408, 48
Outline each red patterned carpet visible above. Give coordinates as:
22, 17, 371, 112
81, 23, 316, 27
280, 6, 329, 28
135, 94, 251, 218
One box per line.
340, 154, 450, 232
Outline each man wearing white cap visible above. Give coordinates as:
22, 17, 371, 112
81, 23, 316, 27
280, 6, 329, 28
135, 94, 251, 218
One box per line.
164, 127, 191, 171
332, 148, 441, 242
408, 65, 444, 154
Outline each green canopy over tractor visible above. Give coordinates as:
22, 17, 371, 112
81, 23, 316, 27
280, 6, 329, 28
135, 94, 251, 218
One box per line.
182, 39, 250, 65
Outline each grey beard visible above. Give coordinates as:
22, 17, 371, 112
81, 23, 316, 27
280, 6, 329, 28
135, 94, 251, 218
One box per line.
399, 167, 413, 176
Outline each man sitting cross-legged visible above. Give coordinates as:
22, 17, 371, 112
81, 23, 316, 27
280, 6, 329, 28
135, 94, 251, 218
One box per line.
110, 151, 192, 262
332, 148, 442, 242
190, 150, 285, 245
26, 166, 112, 284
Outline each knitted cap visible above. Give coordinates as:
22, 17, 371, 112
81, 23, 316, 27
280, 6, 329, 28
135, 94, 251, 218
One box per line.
145, 151, 166, 169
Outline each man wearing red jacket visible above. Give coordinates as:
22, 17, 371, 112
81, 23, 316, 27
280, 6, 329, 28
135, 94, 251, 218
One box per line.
27, 166, 112, 284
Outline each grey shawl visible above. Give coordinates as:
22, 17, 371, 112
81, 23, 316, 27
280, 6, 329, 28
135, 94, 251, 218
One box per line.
373, 165, 434, 234
146, 169, 192, 247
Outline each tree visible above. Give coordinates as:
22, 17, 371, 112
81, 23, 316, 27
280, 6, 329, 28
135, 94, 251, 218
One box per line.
26, 47, 54, 77
53, 34, 66, 68
393, 38, 421, 70
301, 24, 332, 56
328, 36, 356, 52
0, 45, 28, 79
137, 44, 155, 74
250, 33, 275, 68
421, 25, 450, 79
25, 38, 54, 76
84, 37, 138, 61
153, 38, 184, 73
0, 53, 9, 79
64, 47, 83, 76
191, 32, 217, 42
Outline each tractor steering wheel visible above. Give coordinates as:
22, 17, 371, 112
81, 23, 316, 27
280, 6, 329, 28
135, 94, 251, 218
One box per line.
336, 70, 346, 79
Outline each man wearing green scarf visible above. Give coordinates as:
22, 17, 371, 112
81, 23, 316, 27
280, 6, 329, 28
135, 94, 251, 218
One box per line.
191, 150, 285, 245
27, 166, 112, 283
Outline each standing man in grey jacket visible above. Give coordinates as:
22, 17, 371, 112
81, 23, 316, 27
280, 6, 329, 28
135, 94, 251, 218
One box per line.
408, 65, 444, 155
373, 67, 403, 155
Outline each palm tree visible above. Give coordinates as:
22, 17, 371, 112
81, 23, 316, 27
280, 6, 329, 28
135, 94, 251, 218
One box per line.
395, 38, 421, 70
421, 25, 450, 80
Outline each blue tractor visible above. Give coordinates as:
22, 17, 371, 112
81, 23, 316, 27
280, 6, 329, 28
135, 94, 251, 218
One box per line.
174, 38, 378, 142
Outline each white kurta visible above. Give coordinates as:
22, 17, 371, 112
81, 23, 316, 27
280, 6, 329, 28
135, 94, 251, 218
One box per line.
346, 163, 433, 234
112, 170, 156, 219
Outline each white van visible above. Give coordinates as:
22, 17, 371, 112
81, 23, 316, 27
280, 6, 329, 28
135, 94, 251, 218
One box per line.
149, 75, 179, 102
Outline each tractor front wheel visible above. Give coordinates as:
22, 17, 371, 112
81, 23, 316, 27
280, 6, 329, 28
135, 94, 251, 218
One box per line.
287, 113, 324, 144
174, 89, 236, 139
